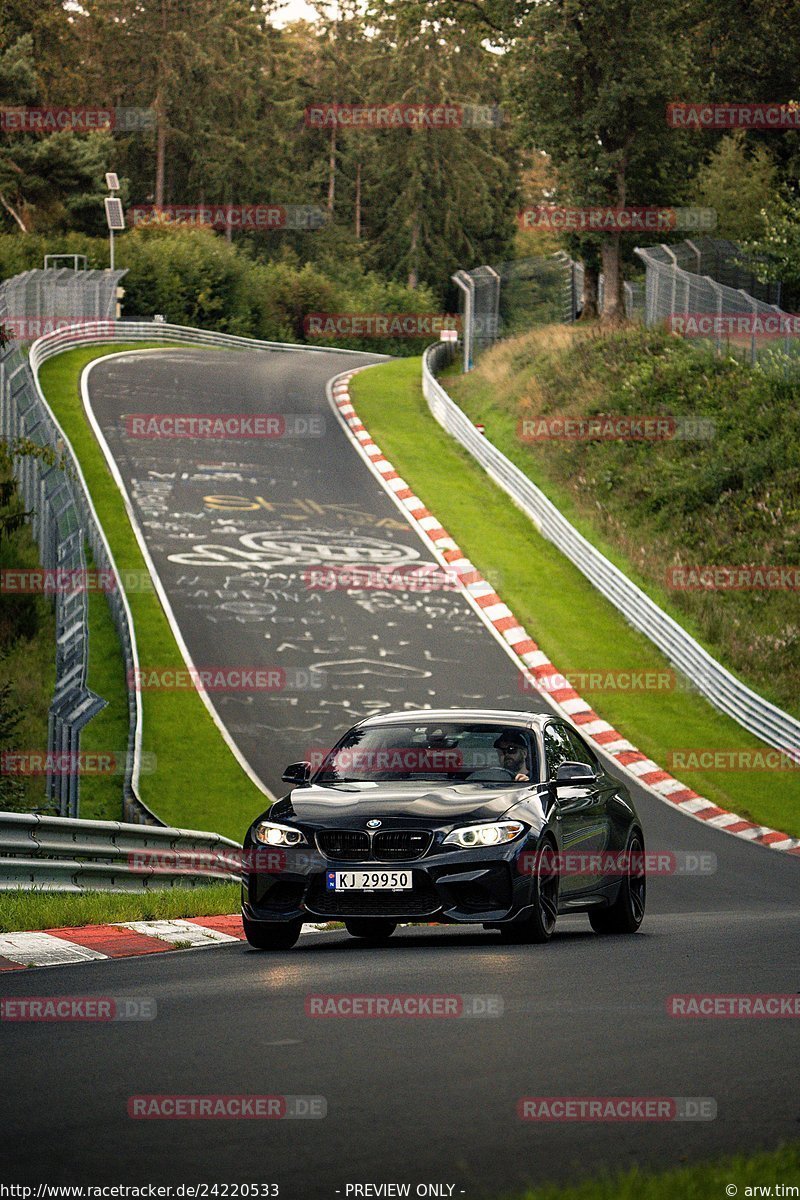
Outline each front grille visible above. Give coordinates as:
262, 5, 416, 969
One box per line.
316, 831, 370, 861
316, 828, 434, 862
305, 875, 441, 917
373, 830, 433, 860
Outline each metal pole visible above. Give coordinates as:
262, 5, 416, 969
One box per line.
485, 265, 501, 346
737, 289, 759, 365
705, 278, 724, 356
451, 271, 474, 373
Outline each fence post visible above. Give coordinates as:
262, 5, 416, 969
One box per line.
451, 270, 474, 372
737, 289, 759, 365
662, 244, 678, 321
685, 239, 702, 274
705, 278, 724, 356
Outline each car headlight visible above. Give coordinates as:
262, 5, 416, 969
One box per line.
253, 820, 307, 847
443, 820, 526, 849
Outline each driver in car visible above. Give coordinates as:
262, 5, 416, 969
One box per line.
493, 731, 531, 782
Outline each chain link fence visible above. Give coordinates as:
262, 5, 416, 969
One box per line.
0, 268, 160, 824
452, 253, 581, 371
634, 241, 795, 366
597, 277, 645, 320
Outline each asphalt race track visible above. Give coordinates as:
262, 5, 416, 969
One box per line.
1, 348, 798, 1196
84, 347, 556, 795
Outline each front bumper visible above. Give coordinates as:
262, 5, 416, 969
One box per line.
241, 838, 536, 925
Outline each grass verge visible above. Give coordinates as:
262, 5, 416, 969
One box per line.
350, 358, 800, 836
37, 344, 268, 840
503, 1142, 799, 1200
448, 324, 800, 720
0, 882, 240, 933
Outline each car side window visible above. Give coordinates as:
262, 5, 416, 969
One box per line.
564, 727, 598, 770
543, 723, 573, 779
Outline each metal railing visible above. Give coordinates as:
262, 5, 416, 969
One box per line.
0, 811, 242, 892
422, 341, 800, 758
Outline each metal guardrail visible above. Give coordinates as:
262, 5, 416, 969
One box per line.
0, 811, 242, 892
422, 341, 800, 757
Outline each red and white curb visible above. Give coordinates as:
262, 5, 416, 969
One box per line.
0, 917, 337, 973
328, 370, 800, 859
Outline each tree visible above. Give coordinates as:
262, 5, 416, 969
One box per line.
0, 33, 112, 234
692, 132, 779, 242
357, 0, 519, 297
510, 0, 699, 324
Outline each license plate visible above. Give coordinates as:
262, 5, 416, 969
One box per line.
326, 870, 413, 891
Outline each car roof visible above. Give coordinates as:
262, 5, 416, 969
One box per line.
356, 708, 552, 730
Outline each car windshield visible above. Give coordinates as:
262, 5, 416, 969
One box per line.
314, 722, 537, 785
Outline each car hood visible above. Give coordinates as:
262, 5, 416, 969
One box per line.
278, 781, 536, 827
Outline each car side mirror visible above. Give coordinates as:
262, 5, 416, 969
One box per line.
281, 761, 312, 786
555, 761, 596, 788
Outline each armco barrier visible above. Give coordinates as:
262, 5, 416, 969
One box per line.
0, 811, 242, 892
422, 341, 800, 758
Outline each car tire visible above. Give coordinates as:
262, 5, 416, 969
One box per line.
243, 916, 303, 950
344, 919, 397, 941
499, 839, 559, 944
589, 829, 646, 935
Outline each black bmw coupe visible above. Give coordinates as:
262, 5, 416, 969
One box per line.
241, 708, 646, 949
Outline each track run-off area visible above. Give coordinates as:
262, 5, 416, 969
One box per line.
2, 347, 798, 1197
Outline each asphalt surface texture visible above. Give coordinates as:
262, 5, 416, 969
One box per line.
2, 347, 797, 1196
